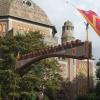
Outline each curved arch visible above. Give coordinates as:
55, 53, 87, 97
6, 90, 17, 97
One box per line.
16, 53, 86, 71
15, 41, 92, 71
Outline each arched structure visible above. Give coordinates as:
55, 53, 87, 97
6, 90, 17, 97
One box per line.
16, 40, 92, 71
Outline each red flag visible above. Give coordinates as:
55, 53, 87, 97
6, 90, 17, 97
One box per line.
78, 9, 100, 37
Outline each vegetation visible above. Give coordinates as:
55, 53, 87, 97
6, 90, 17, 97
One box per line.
0, 32, 62, 99
95, 58, 100, 99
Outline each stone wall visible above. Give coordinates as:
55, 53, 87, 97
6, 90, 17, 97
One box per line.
76, 59, 94, 95
0, 0, 52, 26
0, 0, 10, 16
10, 19, 52, 36
0, 20, 8, 37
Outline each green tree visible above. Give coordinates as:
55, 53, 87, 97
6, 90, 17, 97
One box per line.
0, 32, 62, 99
96, 59, 100, 79
95, 58, 100, 99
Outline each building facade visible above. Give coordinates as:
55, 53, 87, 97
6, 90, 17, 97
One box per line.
59, 20, 76, 81
0, 0, 57, 45
59, 20, 95, 95
0, 0, 95, 96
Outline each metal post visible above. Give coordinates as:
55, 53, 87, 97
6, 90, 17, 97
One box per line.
85, 22, 90, 92
13, 76, 16, 100
0, 85, 1, 99
87, 57, 90, 92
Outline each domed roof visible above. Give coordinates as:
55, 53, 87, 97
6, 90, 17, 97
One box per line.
0, 0, 52, 26
64, 20, 73, 27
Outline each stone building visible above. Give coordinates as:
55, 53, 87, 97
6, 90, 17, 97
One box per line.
59, 20, 95, 95
62, 20, 75, 43
59, 20, 76, 81
0, 0, 57, 45
0, 0, 95, 96
76, 59, 95, 95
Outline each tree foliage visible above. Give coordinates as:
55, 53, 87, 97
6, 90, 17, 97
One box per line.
95, 59, 100, 99
0, 32, 62, 99
96, 59, 100, 79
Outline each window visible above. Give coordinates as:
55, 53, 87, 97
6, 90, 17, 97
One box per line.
26, 1, 32, 7
2, 24, 6, 32
0, 24, 2, 32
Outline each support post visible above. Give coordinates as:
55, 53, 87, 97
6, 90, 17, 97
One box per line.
0, 85, 1, 99
85, 22, 90, 92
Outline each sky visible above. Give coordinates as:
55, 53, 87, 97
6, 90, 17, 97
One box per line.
33, 0, 100, 60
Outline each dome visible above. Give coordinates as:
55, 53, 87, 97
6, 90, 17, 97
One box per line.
64, 20, 73, 27
0, 0, 52, 26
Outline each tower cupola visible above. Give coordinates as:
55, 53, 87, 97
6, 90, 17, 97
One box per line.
61, 20, 75, 43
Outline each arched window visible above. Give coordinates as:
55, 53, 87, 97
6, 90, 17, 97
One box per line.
0, 24, 3, 32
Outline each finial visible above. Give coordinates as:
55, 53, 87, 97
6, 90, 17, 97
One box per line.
84, 22, 89, 30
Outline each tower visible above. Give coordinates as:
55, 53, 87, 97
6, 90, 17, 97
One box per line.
59, 20, 76, 81
61, 20, 75, 43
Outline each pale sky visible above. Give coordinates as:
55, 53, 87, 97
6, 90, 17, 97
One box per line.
33, 0, 100, 60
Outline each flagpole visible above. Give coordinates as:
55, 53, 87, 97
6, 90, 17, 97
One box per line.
85, 22, 90, 92
66, 1, 77, 10
66, 0, 90, 92
85, 22, 89, 41
66, 0, 83, 95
